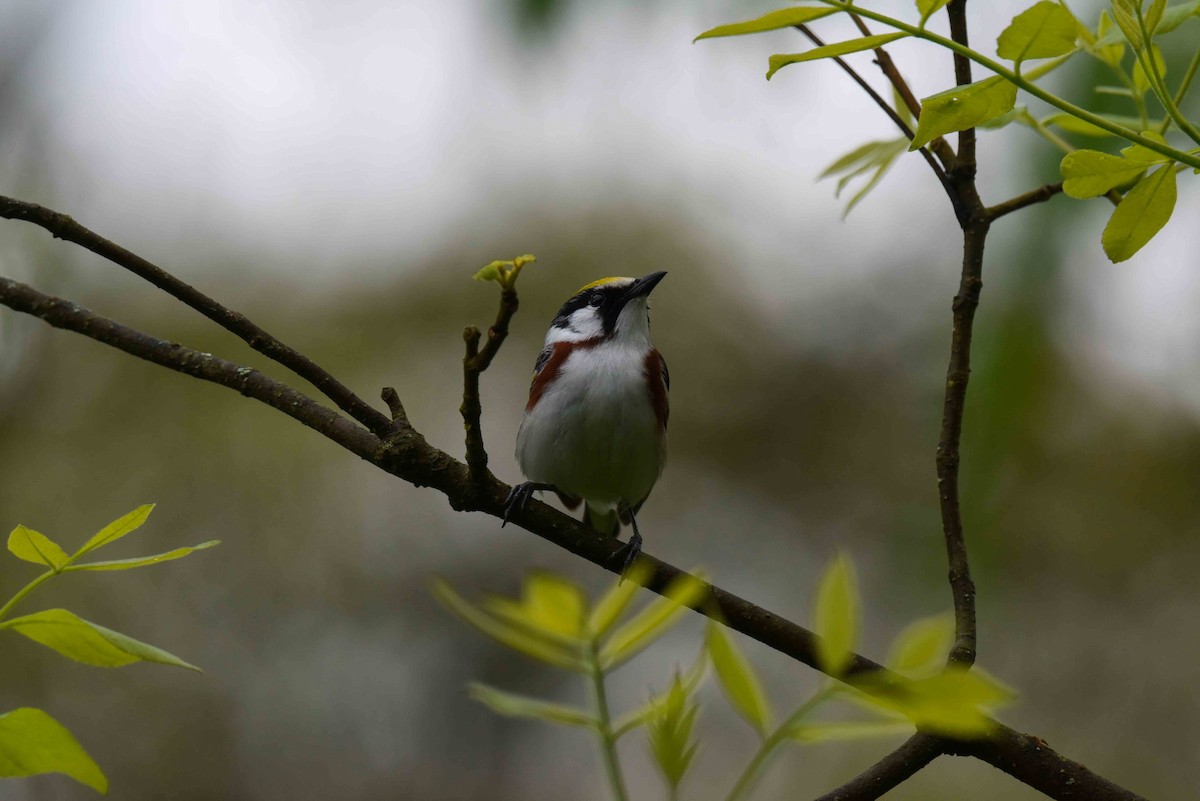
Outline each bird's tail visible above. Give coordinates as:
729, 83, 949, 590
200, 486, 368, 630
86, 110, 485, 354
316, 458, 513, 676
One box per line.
584, 504, 620, 537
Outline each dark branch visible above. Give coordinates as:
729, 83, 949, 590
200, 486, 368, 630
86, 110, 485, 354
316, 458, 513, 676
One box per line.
811, 735, 943, 801
0, 195, 394, 439
946, 0, 977, 175
986, 182, 1064, 221
846, 13, 957, 173
461, 286, 519, 483
793, 25, 951, 195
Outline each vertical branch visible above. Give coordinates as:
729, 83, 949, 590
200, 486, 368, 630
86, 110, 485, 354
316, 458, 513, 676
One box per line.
937, 218, 987, 667
946, 0, 976, 174
461, 286, 519, 484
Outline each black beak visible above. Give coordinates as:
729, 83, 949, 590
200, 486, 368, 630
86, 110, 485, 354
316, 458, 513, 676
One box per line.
622, 271, 667, 304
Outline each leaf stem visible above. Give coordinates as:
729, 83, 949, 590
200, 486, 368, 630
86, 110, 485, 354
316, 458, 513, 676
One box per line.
724, 687, 835, 801
816, 1, 1200, 169
1157, 44, 1200, 137
586, 642, 630, 801
0, 570, 57, 623
1134, 8, 1200, 146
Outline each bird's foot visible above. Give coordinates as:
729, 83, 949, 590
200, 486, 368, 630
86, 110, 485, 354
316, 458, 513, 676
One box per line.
611, 531, 643, 579
502, 482, 556, 527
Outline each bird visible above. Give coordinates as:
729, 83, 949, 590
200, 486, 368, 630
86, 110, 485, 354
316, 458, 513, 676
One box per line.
503, 272, 669, 571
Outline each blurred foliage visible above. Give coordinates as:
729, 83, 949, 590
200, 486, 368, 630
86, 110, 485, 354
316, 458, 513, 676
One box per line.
0, 506, 215, 794
441, 557, 1012, 800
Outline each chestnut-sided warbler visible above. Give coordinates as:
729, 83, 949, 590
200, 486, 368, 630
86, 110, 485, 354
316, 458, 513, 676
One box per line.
503, 272, 669, 569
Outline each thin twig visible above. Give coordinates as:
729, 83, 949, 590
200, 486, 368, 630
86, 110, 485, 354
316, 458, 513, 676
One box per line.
946, 0, 977, 175
846, 13, 957, 172
793, 25, 952, 198
0, 195, 394, 438
810, 735, 943, 801
461, 286, 519, 482
986, 182, 1064, 221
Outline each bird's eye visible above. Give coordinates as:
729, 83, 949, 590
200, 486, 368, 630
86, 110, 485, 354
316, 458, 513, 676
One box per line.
588, 293, 603, 307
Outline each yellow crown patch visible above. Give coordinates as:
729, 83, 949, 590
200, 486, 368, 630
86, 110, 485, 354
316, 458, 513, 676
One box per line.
575, 276, 632, 294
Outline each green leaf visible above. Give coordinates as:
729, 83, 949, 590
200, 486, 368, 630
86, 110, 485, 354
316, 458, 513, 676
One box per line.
1111, 0, 1144, 50
813, 554, 860, 676
473, 254, 535, 289
1060, 150, 1151, 198
789, 720, 914, 742
886, 613, 954, 676
916, 0, 952, 26
468, 683, 596, 729
706, 622, 772, 735
852, 665, 1015, 738
1146, 0, 1168, 34
996, 1, 1080, 63
1132, 45, 1167, 96
1102, 164, 1178, 262
0, 708, 107, 793
587, 561, 652, 638
646, 673, 699, 792
693, 7, 837, 42
76, 504, 155, 557
2, 608, 200, 670
767, 34, 909, 80
7, 525, 69, 571
612, 655, 706, 739
1042, 112, 1154, 136
892, 85, 914, 129
1092, 10, 1127, 65
909, 76, 1018, 150
433, 580, 585, 671
66, 541, 220, 572
1158, 0, 1200, 33
599, 572, 708, 670
1120, 130, 1172, 162
486, 572, 587, 640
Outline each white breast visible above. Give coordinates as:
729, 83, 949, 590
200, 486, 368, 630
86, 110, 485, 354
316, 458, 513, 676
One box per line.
516, 341, 665, 511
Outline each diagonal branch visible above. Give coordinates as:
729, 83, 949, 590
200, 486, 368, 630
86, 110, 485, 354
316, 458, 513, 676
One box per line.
986, 182, 1064, 221
0, 196, 394, 438
845, 13, 957, 173
811, 734, 943, 801
793, 25, 952, 201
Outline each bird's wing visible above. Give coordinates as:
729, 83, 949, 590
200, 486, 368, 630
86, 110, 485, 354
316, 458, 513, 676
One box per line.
652, 349, 669, 429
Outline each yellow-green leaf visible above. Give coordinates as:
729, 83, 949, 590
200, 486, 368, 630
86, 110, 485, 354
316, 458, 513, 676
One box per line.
473, 254, 536, 289
694, 7, 837, 42
767, 34, 908, 80
916, 0, 951, 26
1120, 130, 1172, 162
1102, 164, 1178, 262
789, 720, 914, 742
587, 561, 652, 638
910, 76, 1018, 150
77, 504, 155, 557
1060, 150, 1149, 198
1, 608, 200, 671
1111, 0, 1144, 49
66, 541, 220, 572
646, 673, 699, 791
852, 665, 1014, 738
1092, 11, 1126, 65
996, 1, 1079, 63
468, 683, 596, 729
599, 572, 708, 670
1146, 0, 1168, 33
0, 708, 107, 793
1042, 112, 1152, 136
813, 554, 860, 676
1132, 45, 1167, 96
485, 572, 587, 639
706, 622, 772, 735
432, 580, 585, 671
1158, 0, 1200, 34
7, 525, 69, 571
886, 613, 954, 676
612, 656, 706, 739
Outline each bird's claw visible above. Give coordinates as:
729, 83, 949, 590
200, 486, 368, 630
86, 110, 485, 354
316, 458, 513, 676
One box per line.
503, 482, 554, 527
611, 531, 643, 580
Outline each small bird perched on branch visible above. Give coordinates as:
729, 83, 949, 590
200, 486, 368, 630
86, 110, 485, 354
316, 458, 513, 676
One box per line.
504, 272, 669, 571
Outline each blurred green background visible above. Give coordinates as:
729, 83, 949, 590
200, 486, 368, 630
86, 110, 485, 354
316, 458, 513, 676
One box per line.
2, 0, 1199, 798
